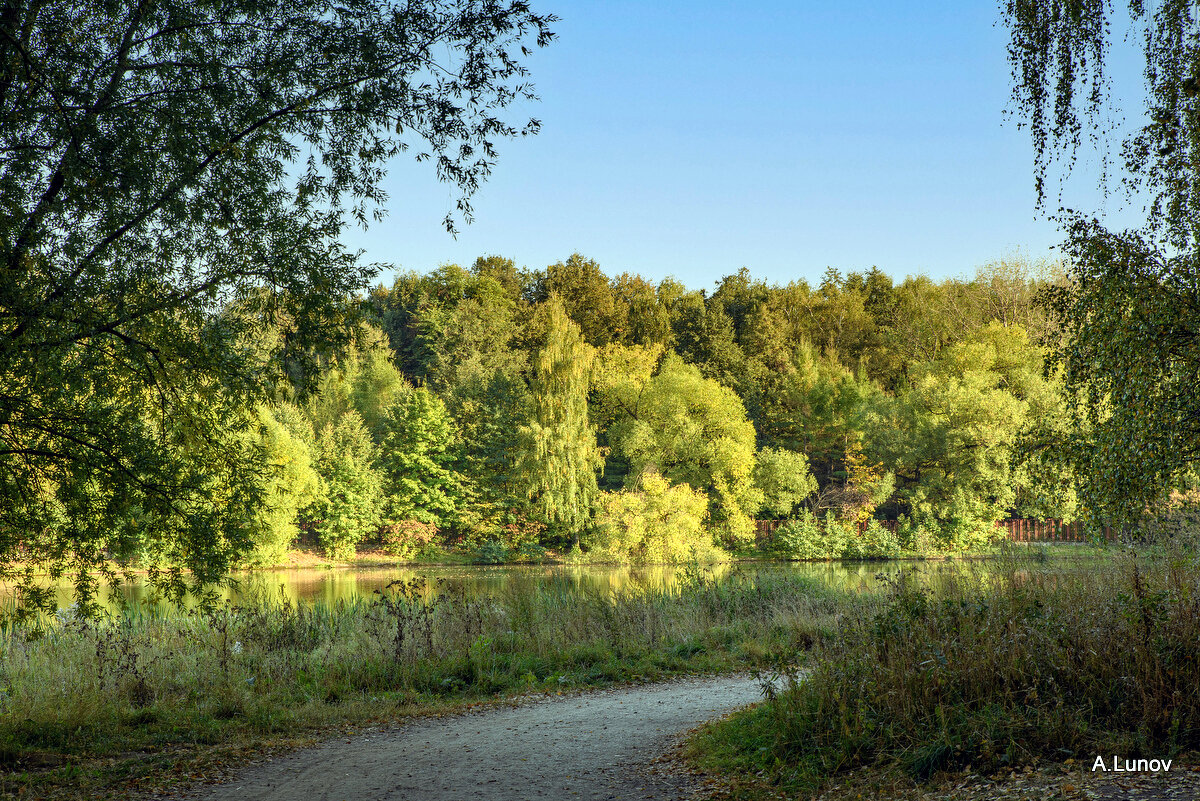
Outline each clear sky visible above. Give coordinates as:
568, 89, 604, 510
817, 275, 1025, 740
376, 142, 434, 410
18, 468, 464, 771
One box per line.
343, 1, 1145, 291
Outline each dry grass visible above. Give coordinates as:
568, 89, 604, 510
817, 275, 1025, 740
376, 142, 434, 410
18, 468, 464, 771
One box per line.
691, 544, 1200, 795
0, 567, 847, 799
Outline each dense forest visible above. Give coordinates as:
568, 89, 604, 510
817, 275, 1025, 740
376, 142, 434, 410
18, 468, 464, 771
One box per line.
222, 253, 1080, 565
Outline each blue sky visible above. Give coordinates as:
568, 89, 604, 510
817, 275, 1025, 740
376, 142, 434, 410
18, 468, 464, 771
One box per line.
344, 1, 1145, 291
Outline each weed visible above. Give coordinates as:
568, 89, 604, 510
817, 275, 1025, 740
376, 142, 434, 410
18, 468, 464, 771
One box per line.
696, 545, 1200, 792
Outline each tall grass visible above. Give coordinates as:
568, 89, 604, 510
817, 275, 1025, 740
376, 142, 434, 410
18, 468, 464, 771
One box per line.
693, 546, 1200, 790
0, 567, 848, 789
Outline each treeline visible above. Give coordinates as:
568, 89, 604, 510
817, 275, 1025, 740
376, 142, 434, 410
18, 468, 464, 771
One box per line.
228, 253, 1076, 564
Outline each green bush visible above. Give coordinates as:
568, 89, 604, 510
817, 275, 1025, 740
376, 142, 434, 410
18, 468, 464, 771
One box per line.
842, 519, 902, 559
469, 540, 509, 564
771, 514, 900, 560
770, 513, 846, 559
896, 513, 1005, 552
589, 473, 722, 563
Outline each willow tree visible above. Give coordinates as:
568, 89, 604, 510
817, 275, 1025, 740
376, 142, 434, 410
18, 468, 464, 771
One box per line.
0, 0, 555, 612
1003, 1, 1200, 528
516, 297, 602, 544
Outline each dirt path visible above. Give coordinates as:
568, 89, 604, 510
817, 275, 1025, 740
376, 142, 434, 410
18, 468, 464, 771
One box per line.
171, 674, 765, 801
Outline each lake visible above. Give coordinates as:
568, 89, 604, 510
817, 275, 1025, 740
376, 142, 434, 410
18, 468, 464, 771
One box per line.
1, 557, 1022, 617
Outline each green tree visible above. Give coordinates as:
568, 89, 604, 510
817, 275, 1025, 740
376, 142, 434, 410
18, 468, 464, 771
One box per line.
609, 355, 762, 545
310, 412, 384, 560
244, 405, 319, 566
754, 447, 818, 519
0, 0, 556, 609
305, 326, 409, 440
875, 324, 1048, 538
515, 297, 603, 544
536, 254, 624, 347
1003, 1, 1200, 527
378, 388, 463, 527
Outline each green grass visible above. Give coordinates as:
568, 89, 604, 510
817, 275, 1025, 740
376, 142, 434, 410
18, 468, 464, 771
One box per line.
689, 542, 1200, 796
0, 567, 855, 800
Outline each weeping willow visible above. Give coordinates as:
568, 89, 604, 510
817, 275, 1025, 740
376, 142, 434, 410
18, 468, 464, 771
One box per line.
516, 297, 603, 542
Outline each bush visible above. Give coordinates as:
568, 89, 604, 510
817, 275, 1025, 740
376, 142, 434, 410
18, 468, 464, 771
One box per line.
895, 513, 1005, 552
769, 513, 846, 560
588, 473, 721, 563
499, 515, 547, 550
771, 514, 900, 560
380, 520, 438, 559
469, 540, 510, 564
842, 519, 902, 560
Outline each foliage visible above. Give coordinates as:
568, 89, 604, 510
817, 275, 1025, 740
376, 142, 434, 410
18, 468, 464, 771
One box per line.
1002, 1, 1200, 528
0, 0, 555, 611
309, 413, 384, 560
589, 473, 717, 563
609, 355, 762, 545
515, 297, 603, 542
1040, 226, 1199, 530
378, 387, 463, 527
243, 405, 320, 565
380, 520, 438, 560
753, 447, 818, 518
768, 514, 901, 560
768, 513, 850, 560
874, 324, 1057, 528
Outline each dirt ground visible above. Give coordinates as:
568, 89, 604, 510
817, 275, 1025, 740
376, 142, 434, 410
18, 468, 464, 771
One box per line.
161, 674, 765, 801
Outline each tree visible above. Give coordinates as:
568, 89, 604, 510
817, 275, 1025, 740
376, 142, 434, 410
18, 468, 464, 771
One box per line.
753, 447, 818, 518
378, 387, 463, 527
243, 405, 319, 566
874, 324, 1050, 537
310, 412, 384, 561
536, 254, 624, 347
609, 355, 761, 545
515, 297, 602, 544
589, 472, 713, 564
1003, 1, 1200, 527
0, 1, 555, 607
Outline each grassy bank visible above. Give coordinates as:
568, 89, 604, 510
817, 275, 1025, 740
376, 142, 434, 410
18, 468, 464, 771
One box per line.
0, 568, 854, 800
689, 545, 1200, 797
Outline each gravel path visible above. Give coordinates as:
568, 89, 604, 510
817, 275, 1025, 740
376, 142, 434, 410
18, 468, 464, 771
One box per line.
177, 674, 765, 801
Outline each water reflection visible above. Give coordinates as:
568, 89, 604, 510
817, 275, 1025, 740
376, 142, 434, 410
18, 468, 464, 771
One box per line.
3, 556, 1066, 617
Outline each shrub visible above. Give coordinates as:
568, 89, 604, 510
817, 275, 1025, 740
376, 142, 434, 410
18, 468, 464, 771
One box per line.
469, 540, 510, 564
380, 520, 438, 559
770, 513, 845, 560
842, 519, 902, 559
588, 473, 720, 563
499, 515, 547, 550
771, 516, 904, 560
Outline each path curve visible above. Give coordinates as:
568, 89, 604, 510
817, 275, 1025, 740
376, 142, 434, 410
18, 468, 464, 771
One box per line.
176, 674, 765, 801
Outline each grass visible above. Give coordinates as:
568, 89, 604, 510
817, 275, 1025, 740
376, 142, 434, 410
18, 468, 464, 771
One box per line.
688, 542, 1200, 798
0, 566, 855, 800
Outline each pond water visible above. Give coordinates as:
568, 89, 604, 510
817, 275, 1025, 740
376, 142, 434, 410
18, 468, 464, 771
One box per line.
2, 557, 1011, 617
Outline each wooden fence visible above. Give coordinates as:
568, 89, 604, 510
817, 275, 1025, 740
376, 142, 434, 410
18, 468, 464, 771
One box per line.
754, 518, 1116, 544
998, 518, 1117, 542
